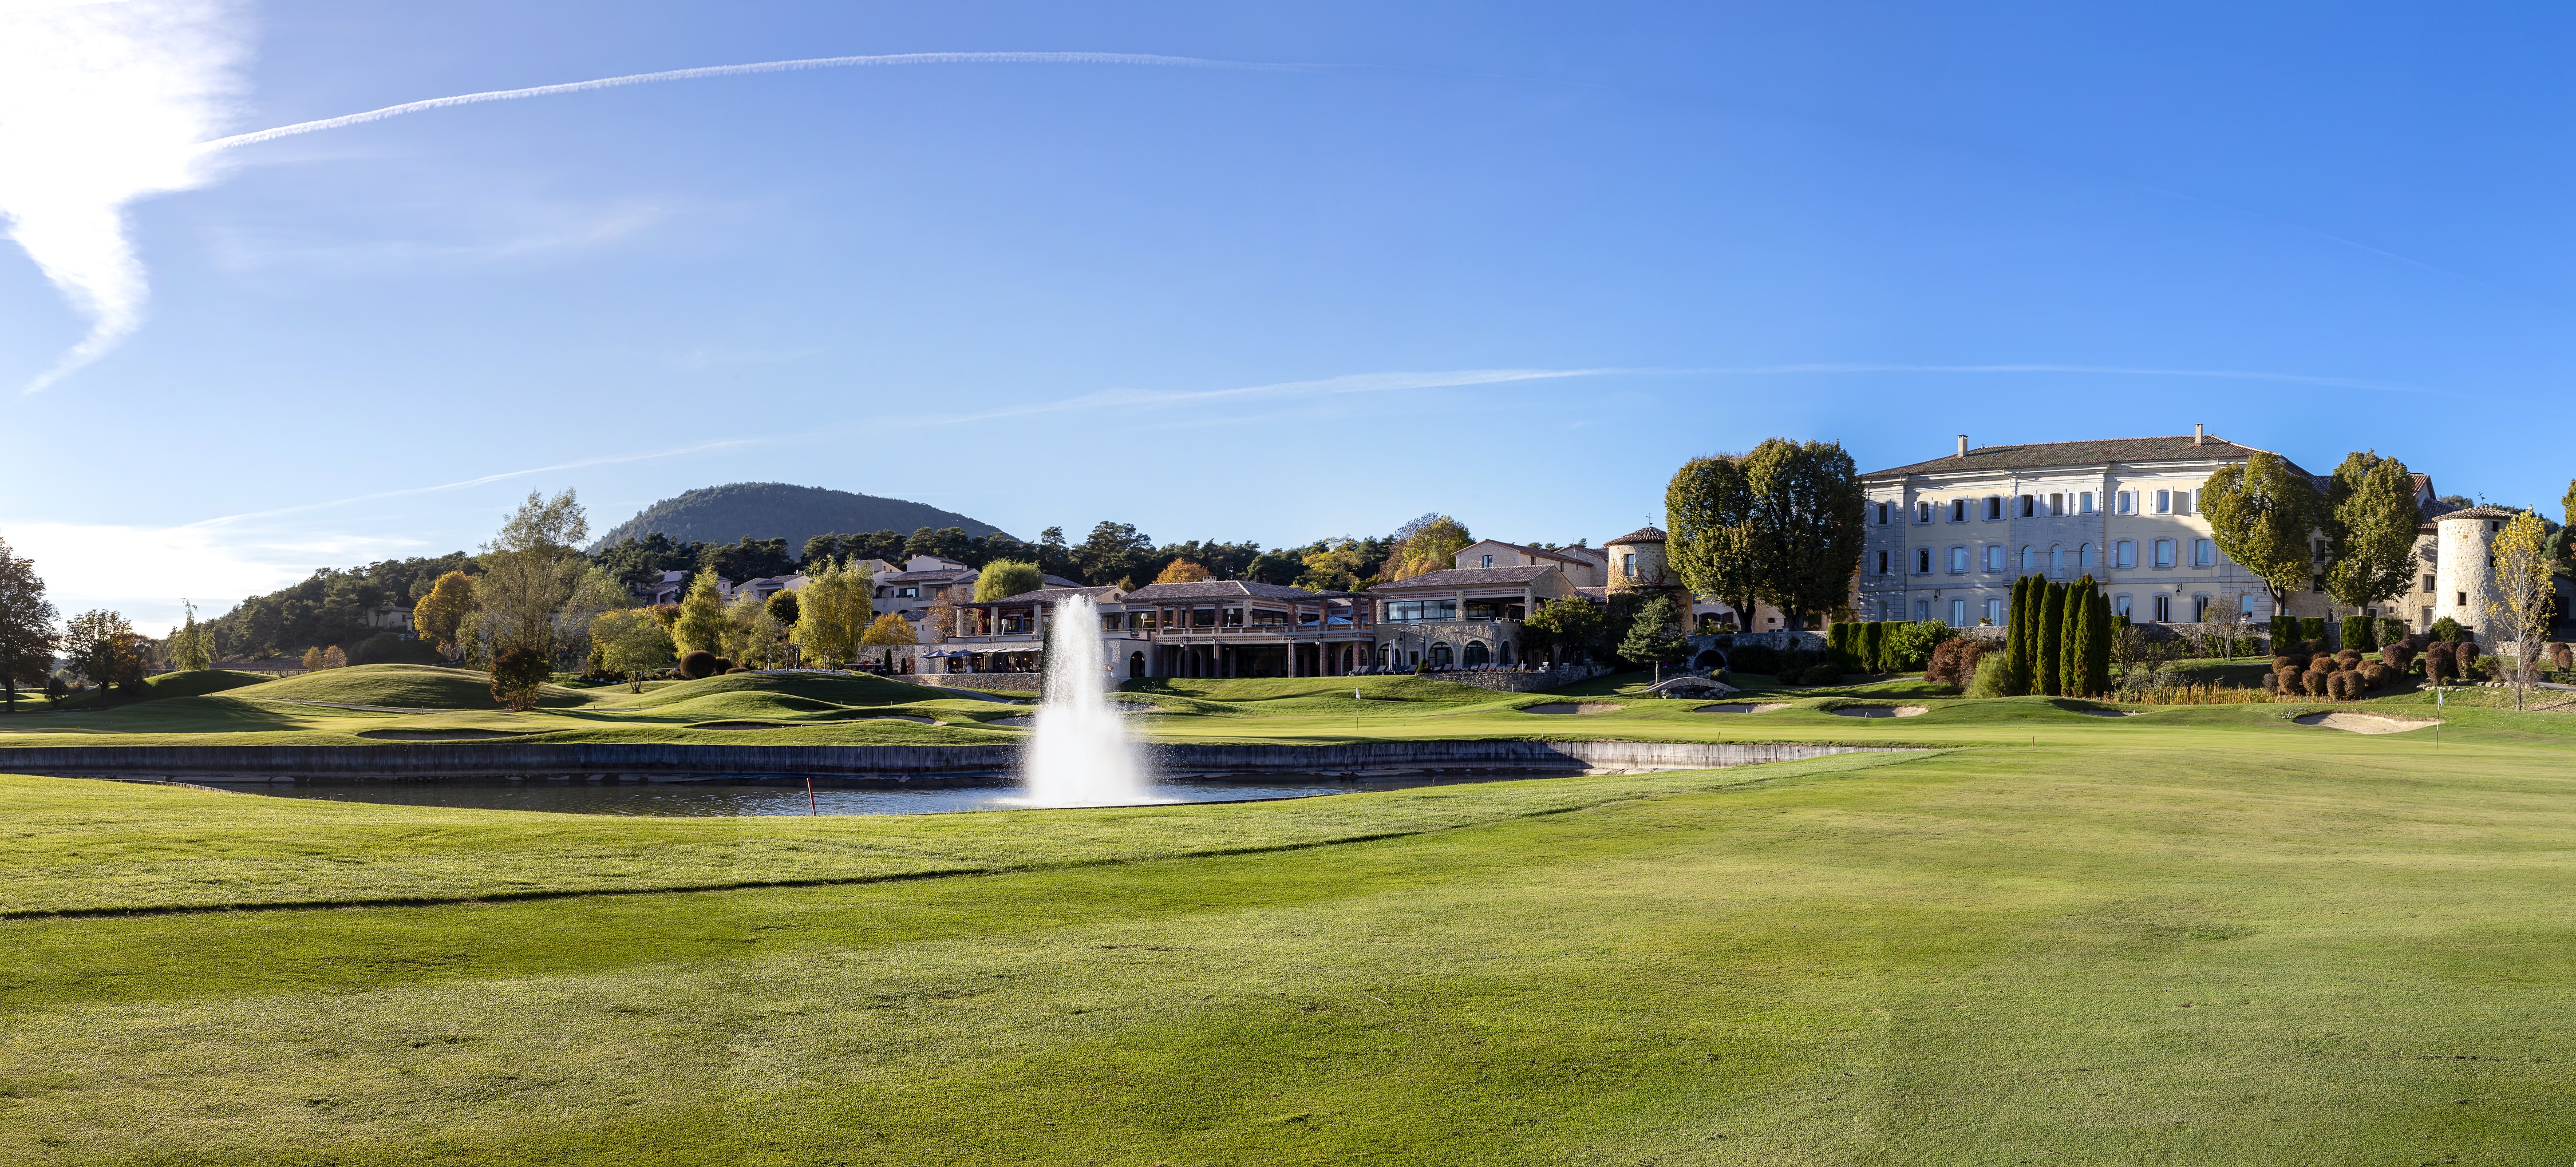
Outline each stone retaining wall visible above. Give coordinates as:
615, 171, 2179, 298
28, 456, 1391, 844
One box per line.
0, 739, 1905, 782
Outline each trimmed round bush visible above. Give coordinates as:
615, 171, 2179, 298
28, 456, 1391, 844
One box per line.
2334, 648, 2361, 669
2259, 672, 2279, 694
677, 650, 717, 679
2304, 668, 2329, 697
2379, 643, 2415, 674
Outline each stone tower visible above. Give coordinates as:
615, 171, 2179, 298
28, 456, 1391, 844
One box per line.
1603, 526, 1671, 593
2431, 506, 2515, 639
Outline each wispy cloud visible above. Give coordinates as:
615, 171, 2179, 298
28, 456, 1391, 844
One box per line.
3, 519, 417, 636
1688, 362, 2425, 394
196, 52, 1318, 155
185, 437, 762, 528
0, 0, 247, 393
4, 42, 1313, 393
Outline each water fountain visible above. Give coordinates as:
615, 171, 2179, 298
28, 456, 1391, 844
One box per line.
1020, 593, 1153, 806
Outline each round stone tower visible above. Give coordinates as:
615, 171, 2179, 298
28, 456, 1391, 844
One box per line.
1603, 525, 1670, 593
2432, 506, 2515, 639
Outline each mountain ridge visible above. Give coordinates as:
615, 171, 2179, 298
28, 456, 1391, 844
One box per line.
590, 482, 1002, 553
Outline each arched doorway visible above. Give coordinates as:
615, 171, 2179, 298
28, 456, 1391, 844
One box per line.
1463, 641, 1490, 666
1499, 642, 1514, 666
1128, 651, 1144, 679
1694, 648, 1725, 670
1430, 643, 1453, 668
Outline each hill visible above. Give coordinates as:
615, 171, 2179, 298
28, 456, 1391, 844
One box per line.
591, 483, 1001, 553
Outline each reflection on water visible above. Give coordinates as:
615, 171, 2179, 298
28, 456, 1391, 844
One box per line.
197, 772, 1582, 817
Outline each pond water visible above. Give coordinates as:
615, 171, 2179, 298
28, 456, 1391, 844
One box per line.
193, 772, 1586, 817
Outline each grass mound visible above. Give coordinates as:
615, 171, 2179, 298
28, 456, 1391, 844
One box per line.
140, 670, 273, 700
1121, 675, 1519, 710
608, 670, 951, 710
254, 664, 580, 710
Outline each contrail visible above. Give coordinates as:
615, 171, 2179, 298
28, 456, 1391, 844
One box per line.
197, 52, 1315, 153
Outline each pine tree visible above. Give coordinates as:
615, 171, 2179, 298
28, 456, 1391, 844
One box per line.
2086, 589, 2113, 697
2004, 577, 2030, 695
1862, 621, 1887, 674
2062, 576, 2095, 696
2038, 581, 2067, 696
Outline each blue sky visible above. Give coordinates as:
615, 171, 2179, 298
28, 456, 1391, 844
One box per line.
6, 2, 2574, 631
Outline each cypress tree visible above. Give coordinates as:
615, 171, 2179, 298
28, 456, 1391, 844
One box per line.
2087, 588, 2113, 696
1863, 621, 1886, 673
2005, 576, 2033, 695
2063, 576, 2095, 696
2038, 581, 2067, 695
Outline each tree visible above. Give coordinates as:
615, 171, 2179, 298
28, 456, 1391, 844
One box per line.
1295, 542, 1369, 592
475, 489, 590, 669
974, 559, 1046, 600
1382, 516, 1474, 581
698, 537, 797, 582
167, 600, 215, 672
793, 559, 877, 667
2488, 509, 2555, 711
1522, 596, 1605, 667
551, 565, 633, 673
721, 591, 784, 670
765, 590, 800, 626
0, 537, 61, 712
301, 647, 324, 672
860, 612, 916, 647
412, 571, 477, 653
62, 610, 145, 696
906, 525, 977, 563
671, 573, 729, 656
1072, 521, 1154, 586
2203, 452, 2324, 613
2037, 582, 2067, 695
1618, 595, 1692, 683
591, 608, 674, 691
591, 532, 701, 594
489, 646, 551, 711
320, 646, 348, 669
2004, 576, 2036, 695
1740, 439, 1866, 630
2060, 577, 2104, 697
1666, 455, 1763, 636
2320, 452, 2423, 614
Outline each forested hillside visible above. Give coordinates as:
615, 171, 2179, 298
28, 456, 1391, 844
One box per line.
591, 483, 999, 553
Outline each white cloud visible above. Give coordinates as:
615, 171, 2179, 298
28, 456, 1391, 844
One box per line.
3, 519, 416, 636
0, 0, 247, 393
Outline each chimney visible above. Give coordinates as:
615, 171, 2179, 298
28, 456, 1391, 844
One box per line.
1956, 434, 1969, 458
2193, 422, 2205, 445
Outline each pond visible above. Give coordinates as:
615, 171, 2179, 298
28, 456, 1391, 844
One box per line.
191, 771, 1587, 817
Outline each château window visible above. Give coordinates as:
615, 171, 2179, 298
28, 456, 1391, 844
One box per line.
2049, 493, 2064, 516
2421, 573, 2435, 593
2192, 539, 2215, 568
2049, 545, 2066, 577
2079, 543, 2095, 571
1876, 501, 1890, 524
2154, 489, 2172, 514
2153, 539, 2176, 568
1481, 554, 1494, 568
2116, 490, 2135, 515
1916, 548, 1933, 573
2113, 594, 2132, 618
1985, 598, 2004, 623
2020, 495, 2036, 517
1984, 544, 2005, 572
1917, 501, 1932, 523
1948, 546, 1969, 573
1985, 496, 2003, 520
2020, 545, 2035, 573
2114, 539, 2137, 569
2192, 594, 2211, 621
1877, 550, 1890, 575
2153, 594, 2172, 622
1951, 499, 1966, 522
1950, 599, 1967, 627
2080, 492, 2097, 514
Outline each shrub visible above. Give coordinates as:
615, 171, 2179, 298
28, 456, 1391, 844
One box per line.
319, 646, 349, 670
1964, 651, 2010, 698
1726, 643, 1780, 676
2431, 616, 2464, 643
2553, 642, 2575, 670
2359, 662, 2389, 690
2270, 614, 2299, 647
2377, 618, 2409, 649
714, 657, 737, 673
489, 647, 551, 711
2340, 616, 2376, 654
2423, 643, 2453, 685
2259, 672, 2279, 694
2303, 668, 2329, 697
2326, 671, 2354, 701
2299, 616, 2327, 646
1925, 639, 1988, 686
678, 650, 718, 679
2333, 648, 2361, 669
2455, 641, 2480, 673
1882, 620, 1953, 671
2379, 643, 2415, 674
1796, 662, 1843, 686
2305, 652, 2334, 671
1862, 622, 1888, 672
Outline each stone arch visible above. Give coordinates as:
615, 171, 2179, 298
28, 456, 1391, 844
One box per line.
1463, 641, 1490, 667
1128, 651, 1144, 679
1694, 648, 1725, 669
1430, 642, 1455, 668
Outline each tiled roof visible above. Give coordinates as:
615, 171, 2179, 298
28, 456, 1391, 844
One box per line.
1862, 435, 2296, 480
967, 585, 1123, 606
1466, 539, 1598, 567
2434, 505, 2522, 522
1373, 565, 1559, 591
1120, 579, 1323, 602
1606, 525, 1666, 545
880, 568, 974, 583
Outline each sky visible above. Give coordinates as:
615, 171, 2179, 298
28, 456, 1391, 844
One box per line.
5, 1, 2575, 633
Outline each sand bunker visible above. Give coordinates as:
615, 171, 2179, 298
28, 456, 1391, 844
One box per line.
1830, 705, 1928, 718
1695, 702, 1792, 714
1522, 702, 1622, 715
2295, 711, 2441, 734
354, 728, 526, 741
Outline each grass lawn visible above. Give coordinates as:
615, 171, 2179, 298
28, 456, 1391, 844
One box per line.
6, 691, 2576, 1162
